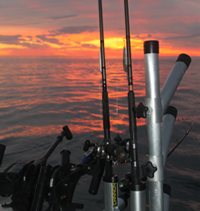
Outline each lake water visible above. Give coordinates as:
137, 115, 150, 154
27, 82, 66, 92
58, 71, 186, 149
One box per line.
0, 56, 199, 211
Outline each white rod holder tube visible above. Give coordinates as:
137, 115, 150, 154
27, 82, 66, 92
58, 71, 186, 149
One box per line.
130, 186, 146, 211
103, 175, 120, 211
161, 54, 191, 116
144, 40, 164, 211
162, 106, 177, 167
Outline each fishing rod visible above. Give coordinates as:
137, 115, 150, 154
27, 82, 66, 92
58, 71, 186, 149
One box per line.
123, 1, 146, 211
98, 0, 113, 203
98, 1, 123, 210
167, 119, 194, 157
124, 0, 140, 184
98, 0, 111, 146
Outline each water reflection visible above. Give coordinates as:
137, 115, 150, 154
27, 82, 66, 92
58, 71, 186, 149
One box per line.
0, 56, 199, 140
0, 57, 148, 140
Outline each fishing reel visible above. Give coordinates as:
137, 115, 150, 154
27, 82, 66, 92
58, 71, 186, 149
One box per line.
105, 141, 130, 165
82, 137, 130, 165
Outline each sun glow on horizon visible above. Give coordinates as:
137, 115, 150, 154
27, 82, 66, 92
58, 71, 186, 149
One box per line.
0, 43, 26, 49
0, 30, 199, 58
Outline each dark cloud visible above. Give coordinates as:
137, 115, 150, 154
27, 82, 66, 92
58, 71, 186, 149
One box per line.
0, 35, 22, 44
133, 34, 153, 39
36, 35, 61, 44
0, 34, 60, 48
49, 25, 97, 36
165, 33, 200, 41
81, 44, 98, 49
20, 42, 50, 49
48, 15, 78, 20
163, 32, 200, 47
11, 22, 43, 26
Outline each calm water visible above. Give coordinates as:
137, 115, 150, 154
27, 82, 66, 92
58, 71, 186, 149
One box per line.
0, 56, 199, 210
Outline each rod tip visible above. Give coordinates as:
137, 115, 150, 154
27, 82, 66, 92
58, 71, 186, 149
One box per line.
176, 54, 191, 68
144, 40, 159, 54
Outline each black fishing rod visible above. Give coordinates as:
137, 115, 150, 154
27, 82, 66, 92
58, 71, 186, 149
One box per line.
98, 0, 112, 177
123, 1, 146, 210
124, 0, 140, 187
98, 1, 123, 210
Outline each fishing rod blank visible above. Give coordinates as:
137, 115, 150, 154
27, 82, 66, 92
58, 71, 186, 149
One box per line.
124, 0, 140, 185
98, 0, 111, 145
144, 40, 163, 211
124, 1, 146, 211
161, 54, 191, 116
98, 1, 118, 210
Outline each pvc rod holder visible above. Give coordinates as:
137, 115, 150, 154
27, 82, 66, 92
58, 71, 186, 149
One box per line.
161, 54, 191, 116
144, 40, 164, 211
103, 175, 119, 211
130, 184, 146, 211
162, 106, 177, 167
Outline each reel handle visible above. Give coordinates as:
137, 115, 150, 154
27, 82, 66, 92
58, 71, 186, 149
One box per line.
83, 140, 95, 152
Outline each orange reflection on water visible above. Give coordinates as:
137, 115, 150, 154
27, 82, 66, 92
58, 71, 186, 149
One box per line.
0, 125, 61, 140
0, 57, 147, 141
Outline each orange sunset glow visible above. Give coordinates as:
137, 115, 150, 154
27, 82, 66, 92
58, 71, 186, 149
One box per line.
0, 0, 200, 58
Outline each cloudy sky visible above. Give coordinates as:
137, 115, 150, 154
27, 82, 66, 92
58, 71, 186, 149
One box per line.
0, 0, 199, 58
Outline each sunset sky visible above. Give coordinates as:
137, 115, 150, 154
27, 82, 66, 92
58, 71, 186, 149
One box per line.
0, 0, 200, 58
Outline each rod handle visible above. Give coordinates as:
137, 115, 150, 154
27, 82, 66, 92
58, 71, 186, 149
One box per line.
88, 159, 105, 195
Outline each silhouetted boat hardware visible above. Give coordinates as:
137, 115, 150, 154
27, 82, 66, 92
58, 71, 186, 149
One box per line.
0, 0, 193, 211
